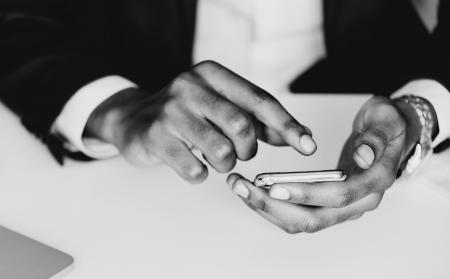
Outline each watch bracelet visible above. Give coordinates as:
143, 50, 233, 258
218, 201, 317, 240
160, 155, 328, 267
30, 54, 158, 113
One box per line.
394, 95, 435, 175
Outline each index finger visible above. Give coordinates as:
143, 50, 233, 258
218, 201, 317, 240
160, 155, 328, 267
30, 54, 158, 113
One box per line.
194, 61, 317, 155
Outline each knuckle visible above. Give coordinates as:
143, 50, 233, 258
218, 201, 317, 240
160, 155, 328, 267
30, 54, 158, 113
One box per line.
170, 72, 196, 92
212, 141, 235, 162
228, 111, 253, 137
370, 128, 389, 149
377, 102, 402, 119
200, 90, 223, 107
303, 216, 324, 234
160, 101, 180, 119
366, 195, 383, 211
282, 118, 301, 132
335, 213, 350, 224
252, 87, 277, 105
298, 190, 310, 203
284, 225, 301, 235
123, 127, 162, 163
189, 120, 215, 138
196, 60, 221, 72
254, 198, 268, 213
163, 144, 184, 159
337, 188, 357, 207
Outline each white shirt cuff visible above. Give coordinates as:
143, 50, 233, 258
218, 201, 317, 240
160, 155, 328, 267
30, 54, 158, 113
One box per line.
392, 79, 450, 148
52, 75, 137, 159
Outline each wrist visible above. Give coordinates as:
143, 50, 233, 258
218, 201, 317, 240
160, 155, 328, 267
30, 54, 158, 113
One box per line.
85, 87, 145, 146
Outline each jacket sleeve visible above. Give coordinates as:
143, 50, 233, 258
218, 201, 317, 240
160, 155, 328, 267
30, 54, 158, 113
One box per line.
0, 1, 116, 160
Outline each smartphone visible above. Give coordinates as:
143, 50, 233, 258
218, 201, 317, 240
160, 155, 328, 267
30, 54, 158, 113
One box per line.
254, 170, 347, 187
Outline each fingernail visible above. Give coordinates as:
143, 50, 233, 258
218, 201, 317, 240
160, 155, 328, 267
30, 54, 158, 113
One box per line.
299, 134, 317, 154
270, 187, 290, 200
233, 181, 250, 199
354, 144, 375, 169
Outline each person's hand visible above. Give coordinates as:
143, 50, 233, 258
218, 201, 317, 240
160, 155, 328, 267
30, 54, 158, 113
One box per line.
86, 61, 317, 183
227, 96, 427, 233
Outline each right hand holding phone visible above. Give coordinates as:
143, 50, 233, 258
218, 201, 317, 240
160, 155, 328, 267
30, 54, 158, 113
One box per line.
86, 61, 316, 184
227, 97, 417, 233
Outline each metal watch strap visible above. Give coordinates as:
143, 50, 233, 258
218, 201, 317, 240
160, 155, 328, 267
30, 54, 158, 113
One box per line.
395, 95, 434, 176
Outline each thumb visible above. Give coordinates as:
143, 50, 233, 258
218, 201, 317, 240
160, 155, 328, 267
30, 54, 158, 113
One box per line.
352, 98, 406, 170
352, 128, 388, 170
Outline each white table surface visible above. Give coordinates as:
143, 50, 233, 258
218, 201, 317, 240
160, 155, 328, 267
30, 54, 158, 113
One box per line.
0, 94, 449, 279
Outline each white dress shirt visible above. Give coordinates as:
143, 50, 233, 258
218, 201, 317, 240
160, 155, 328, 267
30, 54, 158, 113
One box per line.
52, 0, 450, 159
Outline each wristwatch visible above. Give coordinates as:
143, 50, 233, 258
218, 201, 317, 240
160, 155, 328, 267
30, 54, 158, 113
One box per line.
394, 95, 436, 176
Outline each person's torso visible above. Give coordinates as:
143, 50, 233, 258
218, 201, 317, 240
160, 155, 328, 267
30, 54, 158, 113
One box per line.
75, 0, 437, 93
193, 0, 326, 93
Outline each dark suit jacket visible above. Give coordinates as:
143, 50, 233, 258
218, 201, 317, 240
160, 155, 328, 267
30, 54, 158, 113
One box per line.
0, 0, 449, 160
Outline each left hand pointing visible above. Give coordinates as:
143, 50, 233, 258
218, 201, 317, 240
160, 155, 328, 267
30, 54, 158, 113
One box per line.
227, 96, 424, 233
